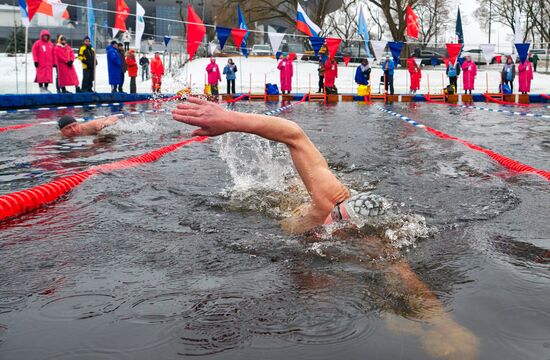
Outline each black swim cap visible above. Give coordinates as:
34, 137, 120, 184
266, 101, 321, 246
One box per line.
58, 115, 77, 130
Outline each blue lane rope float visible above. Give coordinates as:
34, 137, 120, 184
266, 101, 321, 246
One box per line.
264, 94, 309, 115
0, 101, 124, 115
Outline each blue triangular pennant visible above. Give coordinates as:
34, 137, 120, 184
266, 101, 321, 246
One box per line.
215, 26, 232, 50
515, 43, 530, 64
388, 41, 404, 63
163, 35, 171, 47
276, 51, 282, 60
457, 57, 466, 65
309, 36, 326, 57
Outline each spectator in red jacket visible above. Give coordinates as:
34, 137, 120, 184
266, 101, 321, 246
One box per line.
150, 52, 164, 94
126, 49, 138, 94
54, 35, 79, 93
32, 29, 55, 93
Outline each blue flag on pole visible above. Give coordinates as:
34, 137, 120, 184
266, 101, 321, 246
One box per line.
357, 5, 371, 57
515, 43, 530, 64
86, 0, 95, 48
237, 4, 249, 57
456, 7, 464, 44
388, 41, 404, 63
164, 35, 171, 47
215, 26, 232, 50
309, 36, 326, 57
17, 0, 29, 26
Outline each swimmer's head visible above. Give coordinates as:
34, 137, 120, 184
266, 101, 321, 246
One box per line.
324, 192, 390, 226
58, 115, 76, 130
58, 115, 81, 137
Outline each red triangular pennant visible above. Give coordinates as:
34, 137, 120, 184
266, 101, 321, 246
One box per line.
325, 38, 342, 59
187, 5, 206, 60
231, 28, 248, 50
26, 0, 43, 22
446, 43, 463, 65
343, 56, 351, 66
289, 52, 297, 61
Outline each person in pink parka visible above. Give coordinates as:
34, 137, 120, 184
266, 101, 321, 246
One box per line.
277, 53, 294, 94
54, 35, 79, 93
32, 29, 55, 93
206, 58, 221, 95
518, 60, 534, 94
407, 56, 422, 94
461, 55, 477, 94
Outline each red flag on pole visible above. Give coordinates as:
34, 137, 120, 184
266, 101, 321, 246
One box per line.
231, 28, 248, 50
325, 38, 342, 59
446, 43, 462, 65
187, 5, 206, 61
114, 0, 130, 32
406, 5, 419, 39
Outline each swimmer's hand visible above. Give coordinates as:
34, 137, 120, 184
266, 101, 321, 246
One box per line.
172, 97, 232, 137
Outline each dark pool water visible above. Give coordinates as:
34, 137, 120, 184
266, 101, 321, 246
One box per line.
0, 100, 549, 360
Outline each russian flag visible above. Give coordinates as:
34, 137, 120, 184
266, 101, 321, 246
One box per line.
296, 3, 321, 37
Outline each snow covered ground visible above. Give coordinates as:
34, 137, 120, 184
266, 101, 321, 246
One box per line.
1, 53, 550, 95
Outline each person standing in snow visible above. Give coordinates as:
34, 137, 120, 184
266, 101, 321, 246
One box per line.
206, 57, 221, 95
277, 53, 293, 94
54, 35, 79, 93
32, 29, 55, 93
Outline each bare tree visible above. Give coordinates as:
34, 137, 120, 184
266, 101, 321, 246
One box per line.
475, 0, 549, 45
415, 0, 451, 45
324, 0, 358, 47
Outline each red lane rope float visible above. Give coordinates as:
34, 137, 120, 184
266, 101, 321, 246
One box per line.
0, 94, 253, 222
0, 136, 208, 222
0, 123, 38, 133
483, 93, 532, 107
542, 94, 550, 100
423, 126, 550, 181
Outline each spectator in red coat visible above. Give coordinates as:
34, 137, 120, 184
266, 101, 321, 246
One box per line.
324, 58, 338, 94
150, 52, 164, 94
32, 29, 55, 93
126, 49, 138, 94
54, 35, 79, 93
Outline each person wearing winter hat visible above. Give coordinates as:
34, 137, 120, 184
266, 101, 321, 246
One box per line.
78, 36, 96, 92
54, 35, 80, 93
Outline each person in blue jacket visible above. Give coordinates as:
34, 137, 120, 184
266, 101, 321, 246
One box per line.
354, 58, 371, 86
381, 54, 395, 95
222, 58, 237, 94
106, 40, 122, 93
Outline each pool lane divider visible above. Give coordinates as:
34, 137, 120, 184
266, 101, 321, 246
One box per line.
483, 93, 537, 107
0, 136, 208, 222
375, 105, 550, 182
424, 95, 550, 119
0, 93, 279, 223
264, 94, 309, 115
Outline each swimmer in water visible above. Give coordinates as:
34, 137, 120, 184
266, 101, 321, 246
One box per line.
58, 115, 119, 138
172, 97, 479, 360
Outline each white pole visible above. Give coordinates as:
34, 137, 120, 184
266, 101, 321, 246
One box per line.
25, 25, 28, 93
13, 10, 19, 94
93, 23, 97, 92
239, 55, 243, 94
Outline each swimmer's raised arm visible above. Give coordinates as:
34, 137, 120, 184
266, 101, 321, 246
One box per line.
172, 97, 349, 232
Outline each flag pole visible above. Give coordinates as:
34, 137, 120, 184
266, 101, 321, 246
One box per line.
13, 15, 19, 94
93, 23, 97, 92
24, 24, 28, 93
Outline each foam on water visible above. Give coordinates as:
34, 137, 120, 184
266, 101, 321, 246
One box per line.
217, 132, 431, 258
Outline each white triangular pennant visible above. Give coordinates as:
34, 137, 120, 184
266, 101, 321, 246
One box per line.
367, 57, 375, 65
209, 42, 217, 55
112, 28, 119, 38
297, 53, 303, 61
414, 58, 422, 67
51, 2, 68, 21
479, 44, 495, 64
268, 32, 285, 54
370, 40, 387, 61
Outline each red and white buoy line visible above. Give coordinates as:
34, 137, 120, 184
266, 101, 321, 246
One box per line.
374, 104, 550, 182
0, 94, 308, 223
424, 94, 550, 119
